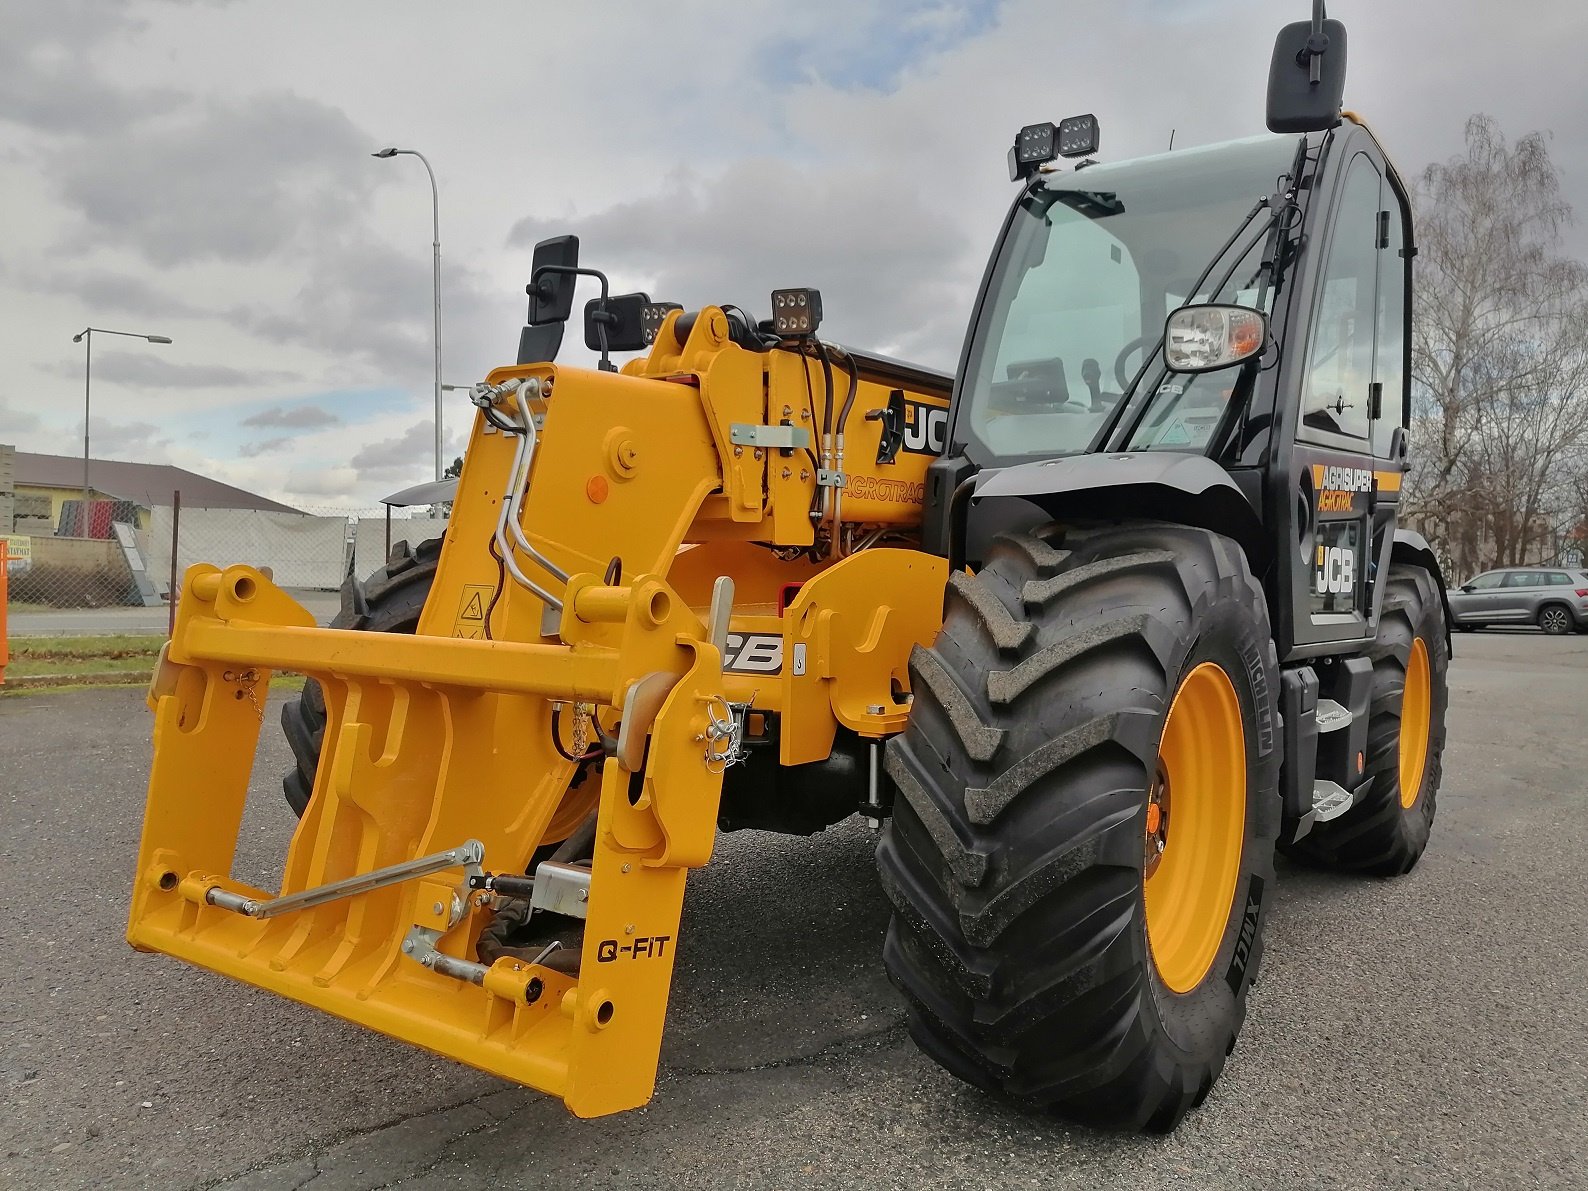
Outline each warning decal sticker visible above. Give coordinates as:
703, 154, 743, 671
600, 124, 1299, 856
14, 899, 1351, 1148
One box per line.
452, 584, 494, 639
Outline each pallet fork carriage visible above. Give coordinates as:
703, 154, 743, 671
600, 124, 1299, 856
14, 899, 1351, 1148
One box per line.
131, 2, 1451, 1131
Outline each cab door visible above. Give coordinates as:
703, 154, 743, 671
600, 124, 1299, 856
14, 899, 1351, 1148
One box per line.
1278, 141, 1410, 656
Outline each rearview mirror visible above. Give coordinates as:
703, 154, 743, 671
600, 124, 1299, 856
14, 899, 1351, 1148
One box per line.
526, 235, 580, 325
1266, 14, 1347, 133
1163, 304, 1267, 373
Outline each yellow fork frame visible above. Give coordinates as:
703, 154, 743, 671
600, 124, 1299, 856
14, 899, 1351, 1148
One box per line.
130, 562, 729, 1117
127, 334, 949, 1118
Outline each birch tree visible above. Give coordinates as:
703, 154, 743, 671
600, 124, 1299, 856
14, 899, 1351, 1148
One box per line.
1406, 115, 1588, 576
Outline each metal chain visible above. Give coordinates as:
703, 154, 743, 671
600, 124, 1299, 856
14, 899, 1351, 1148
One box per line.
571, 702, 591, 756
223, 668, 264, 723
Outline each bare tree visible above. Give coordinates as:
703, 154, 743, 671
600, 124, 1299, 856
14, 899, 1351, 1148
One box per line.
1406, 115, 1588, 577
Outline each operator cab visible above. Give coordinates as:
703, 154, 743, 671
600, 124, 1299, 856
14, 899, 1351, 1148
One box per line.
961, 132, 1306, 463
934, 4, 1416, 666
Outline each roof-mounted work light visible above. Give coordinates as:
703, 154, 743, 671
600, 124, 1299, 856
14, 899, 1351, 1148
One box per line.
771, 288, 822, 337
1008, 114, 1101, 181
639, 301, 684, 345
1056, 113, 1100, 158
1009, 122, 1057, 181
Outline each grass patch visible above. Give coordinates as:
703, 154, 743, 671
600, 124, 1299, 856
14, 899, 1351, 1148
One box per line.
2, 633, 301, 693
9, 633, 166, 660
8, 654, 155, 678
4, 633, 164, 687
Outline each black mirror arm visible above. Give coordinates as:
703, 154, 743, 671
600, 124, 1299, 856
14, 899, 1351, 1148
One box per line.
530, 265, 615, 371
1302, 0, 1329, 82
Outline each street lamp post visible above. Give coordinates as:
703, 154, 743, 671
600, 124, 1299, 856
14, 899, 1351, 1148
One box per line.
439, 382, 476, 474
71, 327, 172, 539
373, 147, 443, 481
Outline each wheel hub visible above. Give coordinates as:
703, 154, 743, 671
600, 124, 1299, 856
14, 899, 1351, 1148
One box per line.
1144, 764, 1170, 879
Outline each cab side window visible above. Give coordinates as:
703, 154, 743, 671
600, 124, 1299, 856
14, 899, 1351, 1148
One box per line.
1372, 193, 1408, 457
1465, 572, 1504, 590
1300, 153, 1381, 443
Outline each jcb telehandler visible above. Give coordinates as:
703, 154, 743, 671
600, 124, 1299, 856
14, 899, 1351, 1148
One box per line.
131, 6, 1449, 1131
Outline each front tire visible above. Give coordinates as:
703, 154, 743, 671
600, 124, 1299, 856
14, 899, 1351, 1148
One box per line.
280, 537, 443, 816
877, 523, 1280, 1132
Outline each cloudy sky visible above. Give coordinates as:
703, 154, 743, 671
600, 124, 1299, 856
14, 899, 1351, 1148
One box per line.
3, 0, 1585, 508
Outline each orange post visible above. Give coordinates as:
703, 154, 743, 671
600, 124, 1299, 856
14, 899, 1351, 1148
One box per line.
0, 540, 9, 686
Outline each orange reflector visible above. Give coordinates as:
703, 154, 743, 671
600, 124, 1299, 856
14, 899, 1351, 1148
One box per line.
1229, 312, 1264, 357
585, 475, 610, 504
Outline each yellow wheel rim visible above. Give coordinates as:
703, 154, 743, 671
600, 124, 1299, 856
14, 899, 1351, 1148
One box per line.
1144, 662, 1248, 994
1399, 637, 1432, 809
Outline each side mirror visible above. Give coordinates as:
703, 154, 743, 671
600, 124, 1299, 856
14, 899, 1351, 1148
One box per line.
1163, 304, 1267, 373
1266, 14, 1347, 133
526, 235, 580, 325
584, 292, 654, 353
1459, 584, 1475, 593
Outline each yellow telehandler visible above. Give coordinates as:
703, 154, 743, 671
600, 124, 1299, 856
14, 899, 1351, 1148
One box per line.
130, 6, 1451, 1131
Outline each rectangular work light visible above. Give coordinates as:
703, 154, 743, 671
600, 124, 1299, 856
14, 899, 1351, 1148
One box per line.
639, 301, 683, 345
1009, 121, 1058, 180
1056, 113, 1100, 158
771, 288, 822, 337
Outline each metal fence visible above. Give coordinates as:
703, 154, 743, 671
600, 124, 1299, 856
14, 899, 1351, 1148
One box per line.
3, 496, 448, 632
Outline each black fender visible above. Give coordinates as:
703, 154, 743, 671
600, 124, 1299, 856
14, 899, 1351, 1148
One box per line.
1390, 529, 1454, 652
967, 452, 1269, 572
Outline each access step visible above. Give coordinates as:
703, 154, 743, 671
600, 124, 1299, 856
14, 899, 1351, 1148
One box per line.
1314, 699, 1353, 733
1310, 779, 1355, 822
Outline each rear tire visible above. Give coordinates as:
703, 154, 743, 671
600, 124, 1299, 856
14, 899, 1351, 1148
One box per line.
1538, 604, 1572, 636
877, 523, 1280, 1132
1285, 563, 1447, 875
280, 537, 443, 816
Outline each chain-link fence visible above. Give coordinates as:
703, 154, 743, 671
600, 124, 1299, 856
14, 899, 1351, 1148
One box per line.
4, 494, 448, 636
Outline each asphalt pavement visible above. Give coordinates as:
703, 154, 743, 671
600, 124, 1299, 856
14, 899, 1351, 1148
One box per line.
1, 630, 1584, 1189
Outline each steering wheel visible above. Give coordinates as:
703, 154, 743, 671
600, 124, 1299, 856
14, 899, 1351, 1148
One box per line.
1114, 335, 1158, 389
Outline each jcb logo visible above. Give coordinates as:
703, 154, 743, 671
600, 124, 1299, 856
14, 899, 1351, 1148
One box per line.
903, 402, 948, 456
1314, 545, 1356, 595
724, 632, 782, 674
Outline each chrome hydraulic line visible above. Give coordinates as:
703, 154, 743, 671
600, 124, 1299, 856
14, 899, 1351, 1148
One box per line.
472, 378, 569, 611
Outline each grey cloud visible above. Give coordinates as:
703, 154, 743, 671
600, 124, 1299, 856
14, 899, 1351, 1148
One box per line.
86, 415, 173, 461
281, 467, 360, 500
508, 159, 973, 369
228, 236, 516, 384
238, 435, 292, 457
34, 268, 206, 319
0, 3, 183, 136
51, 353, 296, 389
0, 399, 46, 440
49, 93, 377, 267
349, 419, 434, 480
241, 405, 341, 429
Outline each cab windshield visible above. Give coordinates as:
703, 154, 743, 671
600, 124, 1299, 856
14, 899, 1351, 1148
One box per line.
960, 134, 1302, 461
